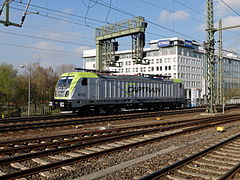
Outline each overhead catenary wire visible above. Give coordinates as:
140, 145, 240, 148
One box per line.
83, 0, 98, 26
23, 25, 95, 41
0, 30, 95, 47
4, 0, 210, 55
88, 0, 203, 42
0, 41, 87, 56
137, 0, 204, 23
13, 1, 107, 24
174, 0, 207, 18
13, 0, 202, 43
10, 0, 188, 43
219, 0, 240, 17
105, 0, 112, 23
10, 6, 97, 29
10, 3, 168, 44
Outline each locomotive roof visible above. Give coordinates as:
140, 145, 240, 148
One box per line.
60, 72, 182, 83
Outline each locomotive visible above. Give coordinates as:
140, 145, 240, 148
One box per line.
51, 70, 185, 114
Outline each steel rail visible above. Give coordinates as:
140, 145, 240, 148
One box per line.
0, 108, 207, 133
1, 113, 239, 155
0, 111, 232, 145
0, 106, 208, 124
1, 114, 240, 179
218, 162, 240, 180
139, 134, 240, 180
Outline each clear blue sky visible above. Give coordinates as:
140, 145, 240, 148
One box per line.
0, 0, 239, 70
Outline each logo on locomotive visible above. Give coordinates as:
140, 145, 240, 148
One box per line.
124, 82, 161, 96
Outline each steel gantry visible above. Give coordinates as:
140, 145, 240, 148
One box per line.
205, 0, 217, 113
205, 0, 240, 113
95, 16, 148, 71
217, 20, 223, 106
0, 0, 32, 27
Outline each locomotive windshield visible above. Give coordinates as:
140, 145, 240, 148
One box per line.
57, 76, 74, 88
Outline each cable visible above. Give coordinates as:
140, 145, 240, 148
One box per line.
10, 6, 97, 29
82, 0, 98, 8
11, 1, 176, 42
147, 32, 169, 39
88, 0, 203, 42
219, 0, 240, 17
174, 0, 206, 18
10, 1, 204, 46
0, 30, 95, 47
105, 0, 112, 23
0, 41, 86, 55
23, 25, 95, 41
13, 1, 106, 24
83, 0, 96, 26
137, 0, 204, 23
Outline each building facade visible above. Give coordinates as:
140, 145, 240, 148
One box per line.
83, 37, 240, 105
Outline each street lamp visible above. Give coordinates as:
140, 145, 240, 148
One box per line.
20, 64, 31, 116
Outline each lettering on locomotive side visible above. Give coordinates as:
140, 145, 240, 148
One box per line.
128, 86, 161, 93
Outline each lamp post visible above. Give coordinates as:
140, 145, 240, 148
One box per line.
20, 64, 31, 116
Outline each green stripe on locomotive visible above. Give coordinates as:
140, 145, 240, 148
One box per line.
54, 72, 98, 99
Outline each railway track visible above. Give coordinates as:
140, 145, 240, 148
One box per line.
0, 107, 206, 133
0, 113, 240, 179
1, 113, 240, 156
140, 133, 240, 180
1, 105, 238, 133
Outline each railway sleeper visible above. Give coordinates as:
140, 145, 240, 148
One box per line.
186, 164, 223, 175
177, 169, 218, 179
166, 174, 187, 180
193, 160, 232, 170
219, 148, 240, 154
208, 153, 240, 161
202, 156, 237, 165
214, 150, 240, 158
65, 152, 83, 158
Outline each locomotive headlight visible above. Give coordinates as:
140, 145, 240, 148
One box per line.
65, 91, 69, 97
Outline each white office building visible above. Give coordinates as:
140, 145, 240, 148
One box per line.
83, 37, 240, 105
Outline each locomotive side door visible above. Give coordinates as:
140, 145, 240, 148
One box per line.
88, 78, 97, 100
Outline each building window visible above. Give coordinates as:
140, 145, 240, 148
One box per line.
160, 66, 162, 71
168, 66, 171, 70
165, 66, 167, 70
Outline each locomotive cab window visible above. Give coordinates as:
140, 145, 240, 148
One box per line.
82, 78, 88, 86
57, 76, 74, 88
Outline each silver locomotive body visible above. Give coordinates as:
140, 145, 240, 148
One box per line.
53, 72, 185, 113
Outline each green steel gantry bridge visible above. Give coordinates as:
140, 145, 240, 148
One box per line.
95, 16, 148, 71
